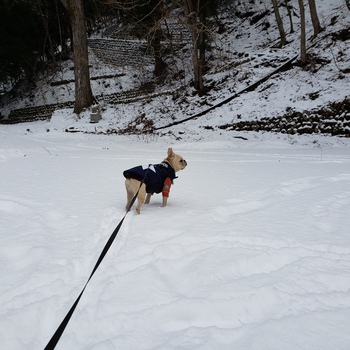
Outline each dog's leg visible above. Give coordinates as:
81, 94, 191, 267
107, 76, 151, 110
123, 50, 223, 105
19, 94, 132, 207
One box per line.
126, 179, 147, 214
162, 196, 168, 207
136, 184, 146, 214
145, 193, 152, 204
161, 177, 171, 207
125, 179, 135, 211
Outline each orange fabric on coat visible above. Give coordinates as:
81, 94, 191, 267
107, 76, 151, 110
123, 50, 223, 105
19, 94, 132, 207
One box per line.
162, 177, 172, 197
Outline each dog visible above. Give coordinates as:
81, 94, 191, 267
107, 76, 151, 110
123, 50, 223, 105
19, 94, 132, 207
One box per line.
123, 148, 187, 214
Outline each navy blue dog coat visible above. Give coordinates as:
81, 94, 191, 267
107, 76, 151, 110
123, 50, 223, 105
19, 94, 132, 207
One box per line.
123, 162, 176, 194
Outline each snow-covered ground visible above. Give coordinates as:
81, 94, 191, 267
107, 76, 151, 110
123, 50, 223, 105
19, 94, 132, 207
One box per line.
1, 122, 350, 349
1, 0, 350, 349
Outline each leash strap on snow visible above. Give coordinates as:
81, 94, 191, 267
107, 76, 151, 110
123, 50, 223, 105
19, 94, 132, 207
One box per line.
44, 174, 146, 350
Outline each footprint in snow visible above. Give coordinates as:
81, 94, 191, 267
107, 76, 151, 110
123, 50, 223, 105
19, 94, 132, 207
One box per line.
212, 199, 269, 223
279, 177, 320, 196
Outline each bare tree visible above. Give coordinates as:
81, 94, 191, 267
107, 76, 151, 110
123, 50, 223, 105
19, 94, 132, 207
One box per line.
103, 0, 167, 77
284, 0, 294, 33
183, 0, 204, 93
59, 0, 94, 114
183, 0, 219, 94
104, 0, 218, 94
308, 0, 323, 39
297, 0, 307, 65
144, 0, 167, 77
271, 0, 287, 47
124, 0, 167, 77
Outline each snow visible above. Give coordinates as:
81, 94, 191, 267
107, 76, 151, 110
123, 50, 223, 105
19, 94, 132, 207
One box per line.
1, 125, 350, 349
1, 0, 350, 349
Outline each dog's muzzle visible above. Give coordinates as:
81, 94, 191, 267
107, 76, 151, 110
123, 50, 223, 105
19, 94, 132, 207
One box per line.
181, 159, 187, 167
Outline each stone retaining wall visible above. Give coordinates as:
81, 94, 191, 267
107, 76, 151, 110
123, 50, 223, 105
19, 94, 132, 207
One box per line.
88, 38, 153, 66
217, 99, 350, 137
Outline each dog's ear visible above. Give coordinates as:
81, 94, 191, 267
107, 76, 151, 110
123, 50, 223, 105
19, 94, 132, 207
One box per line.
167, 148, 175, 158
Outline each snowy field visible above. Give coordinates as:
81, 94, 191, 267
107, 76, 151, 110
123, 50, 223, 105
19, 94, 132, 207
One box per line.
1, 122, 350, 349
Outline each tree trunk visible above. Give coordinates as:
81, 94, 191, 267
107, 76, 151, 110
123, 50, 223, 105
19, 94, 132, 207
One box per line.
151, 1, 166, 77
59, 0, 94, 115
308, 0, 323, 39
198, 12, 205, 93
298, 0, 307, 65
271, 0, 287, 47
284, 0, 294, 33
183, 0, 205, 94
153, 30, 166, 77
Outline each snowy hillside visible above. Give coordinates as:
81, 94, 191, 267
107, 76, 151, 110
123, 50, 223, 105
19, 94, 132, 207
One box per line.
0, 0, 350, 138
1, 1, 350, 350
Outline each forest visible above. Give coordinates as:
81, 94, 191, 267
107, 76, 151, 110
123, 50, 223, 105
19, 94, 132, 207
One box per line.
0, 0, 331, 113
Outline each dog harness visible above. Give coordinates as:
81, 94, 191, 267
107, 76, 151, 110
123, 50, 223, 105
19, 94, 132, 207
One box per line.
123, 162, 177, 197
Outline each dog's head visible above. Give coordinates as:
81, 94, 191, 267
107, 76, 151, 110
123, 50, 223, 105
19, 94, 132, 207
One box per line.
164, 148, 187, 173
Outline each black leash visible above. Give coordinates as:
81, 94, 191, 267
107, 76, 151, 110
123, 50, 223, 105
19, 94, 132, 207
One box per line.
44, 178, 145, 350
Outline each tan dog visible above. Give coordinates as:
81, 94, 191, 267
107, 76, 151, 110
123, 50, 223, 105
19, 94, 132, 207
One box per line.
123, 148, 187, 214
